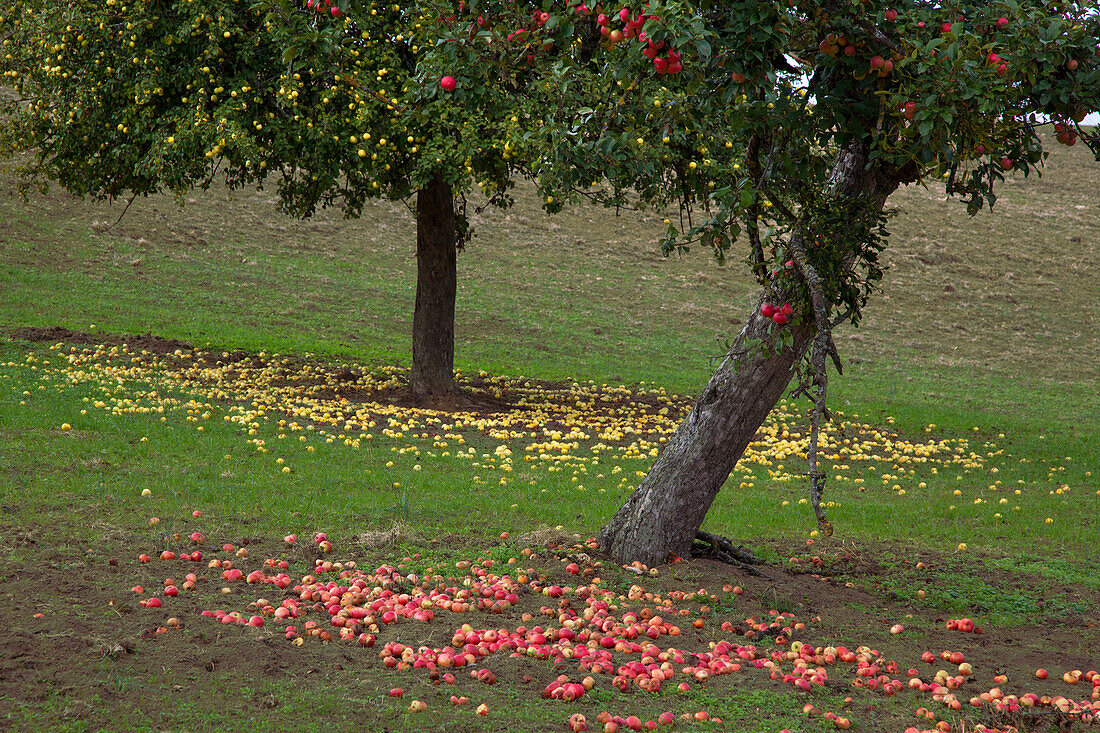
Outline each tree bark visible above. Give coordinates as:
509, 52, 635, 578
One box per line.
411, 173, 459, 398
599, 141, 907, 567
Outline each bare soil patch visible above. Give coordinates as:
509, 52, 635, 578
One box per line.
1, 518, 1097, 731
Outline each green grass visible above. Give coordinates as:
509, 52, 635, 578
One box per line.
0, 134, 1096, 553
1, 132, 1099, 732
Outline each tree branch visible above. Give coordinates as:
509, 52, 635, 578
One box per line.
788, 236, 835, 538
745, 135, 768, 281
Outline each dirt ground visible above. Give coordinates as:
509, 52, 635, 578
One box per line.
1, 519, 1097, 732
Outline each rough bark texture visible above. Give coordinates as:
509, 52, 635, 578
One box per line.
410, 173, 459, 398
599, 141, 907, 567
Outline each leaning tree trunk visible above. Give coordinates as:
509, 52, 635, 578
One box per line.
599, 141, 909, 567
410, 173, 459, 398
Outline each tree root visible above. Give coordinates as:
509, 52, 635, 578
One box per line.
692, 530, 773, 578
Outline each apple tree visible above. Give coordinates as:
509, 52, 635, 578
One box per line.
0, 0, 599, 399
4, 0, 1099, 566
453, 0, 1098, 565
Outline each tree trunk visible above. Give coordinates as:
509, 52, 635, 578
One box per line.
599, 141, 907, 567
411, 173, 459, 398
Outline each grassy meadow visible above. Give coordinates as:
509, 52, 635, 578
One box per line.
0, 132, 1098, 732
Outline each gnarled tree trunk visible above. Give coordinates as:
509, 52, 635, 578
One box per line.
599, 141, 908, 567
411, 173, 459, 398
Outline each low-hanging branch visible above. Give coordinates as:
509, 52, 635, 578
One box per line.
788, 235, 836, 538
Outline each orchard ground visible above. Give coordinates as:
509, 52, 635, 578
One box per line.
1, 132, 1098, 731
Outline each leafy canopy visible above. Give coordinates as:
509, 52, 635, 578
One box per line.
2, 0, 1098, 318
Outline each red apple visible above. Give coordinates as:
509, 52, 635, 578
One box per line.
440, 76, 457, 92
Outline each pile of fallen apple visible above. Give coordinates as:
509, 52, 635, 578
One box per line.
125, 523, 1099, 731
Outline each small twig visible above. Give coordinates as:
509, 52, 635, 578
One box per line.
852, 17, 903, 55
760, 183, 798, 224
98, 193, 138, 232
830, 308, 852, 329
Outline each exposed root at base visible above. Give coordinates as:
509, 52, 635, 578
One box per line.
692, 530, 773, 578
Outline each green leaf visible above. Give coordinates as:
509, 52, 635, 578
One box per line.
281, 43, 302, 65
